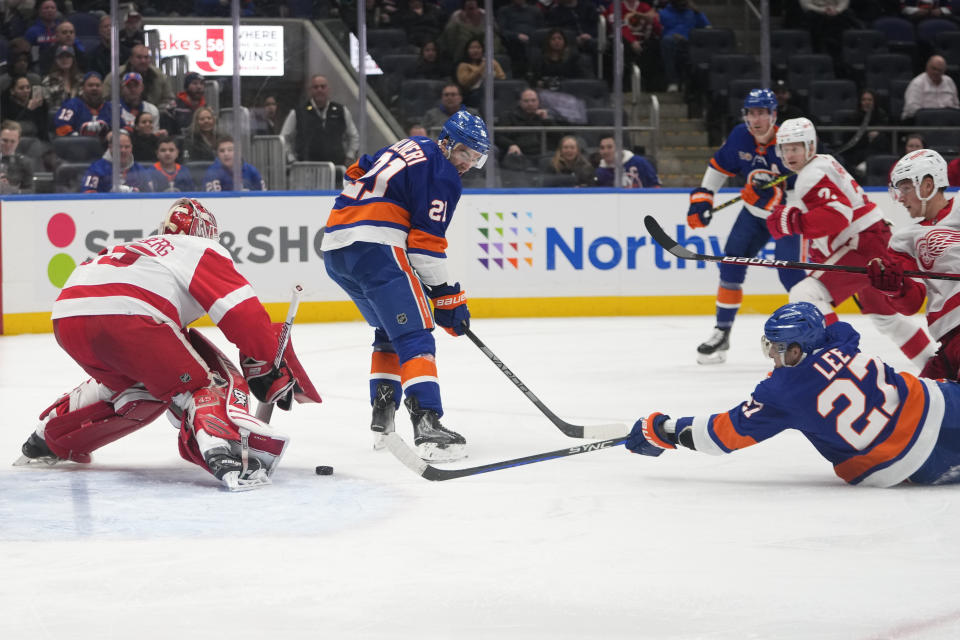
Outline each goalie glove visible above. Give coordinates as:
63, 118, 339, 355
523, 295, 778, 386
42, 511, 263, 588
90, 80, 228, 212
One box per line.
427, 282, 470, 337
625, 412, 676, 457
687, 188, 714, 229
241, 357, 296, 410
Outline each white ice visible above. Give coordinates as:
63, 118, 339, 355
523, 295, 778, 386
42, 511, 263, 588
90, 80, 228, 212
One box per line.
3, 315, 960, 640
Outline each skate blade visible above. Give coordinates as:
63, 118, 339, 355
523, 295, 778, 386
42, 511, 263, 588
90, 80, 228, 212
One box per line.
12, 454, 62, 467
372, 433, 387, 450
696, 351, 728, 365
417, 442, 467, 463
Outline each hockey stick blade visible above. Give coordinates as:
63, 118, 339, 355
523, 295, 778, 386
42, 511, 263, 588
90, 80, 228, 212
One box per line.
464, 328, 627, 439
643, 215, 960, 282
383, 432, 627, 481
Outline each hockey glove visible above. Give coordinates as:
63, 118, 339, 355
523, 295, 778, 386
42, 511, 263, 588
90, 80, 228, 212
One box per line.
867, 256, 906, 295
625, 412, 676, 457
766, 204, 803, 240
687, 188, 714, 229
741, 181, 784, 212
427, 283, 470, 337
241, 357, 296, 410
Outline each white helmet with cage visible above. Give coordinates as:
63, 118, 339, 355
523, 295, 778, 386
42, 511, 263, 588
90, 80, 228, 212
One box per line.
889, 148, 949, 206
776, 117, 817, 163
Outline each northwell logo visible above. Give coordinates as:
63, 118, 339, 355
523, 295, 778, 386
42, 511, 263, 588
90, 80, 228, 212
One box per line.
476, 211, 534, 270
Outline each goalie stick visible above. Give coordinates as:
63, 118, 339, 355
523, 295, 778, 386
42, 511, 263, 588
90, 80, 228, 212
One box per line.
464, 327, 628, 439
644, 215, 960, 282
383, 432, 627, 481
255, 284, 304, 423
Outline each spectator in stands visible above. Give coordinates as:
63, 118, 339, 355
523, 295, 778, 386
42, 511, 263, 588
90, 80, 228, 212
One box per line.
498, 0, 544, 78
399, 0, 446, 48
413, 41, 451, 80
203, 135, 265, 192
456, 37, 506, 110
54, 71, 109, 138
23, 0, 61, 52
528, 28, 581, 90
547, 134, 594, 186
5, 38, 41, 80
595, 135, 660, 188
0, 120, 35, 194
422, 83, 479, 132
82, 129, 157, 193
88, 15, 131, 78
773, 80, 804, 122
1, 75, 50, 141
902, 55, 959, 122
183, 106, 219, 162
252, 95, 281, 135
281, 74, 359, 165
901, 0, 951, 21
131, 111, 159, 163
439, 0, 493, 61
38, 20, 88, 75
2, 1, 32, 39
796, 0, 863, 69
499, 88, 566, 161
105, 44, 175, 112
150, 135, 194, 192
905, 132, 926, 153
408, 123, 428, 137
41, 45, 82, 108
658, 0, 710, 93
844, 89, 891, 178
546, 0, 598, 53
170, 72, 207, 133
606, 0, 663, 92
119, 8, 145, 50
104, 71, 162, 135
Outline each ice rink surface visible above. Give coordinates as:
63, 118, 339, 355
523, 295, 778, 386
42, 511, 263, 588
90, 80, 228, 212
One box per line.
3, 314, 960, 640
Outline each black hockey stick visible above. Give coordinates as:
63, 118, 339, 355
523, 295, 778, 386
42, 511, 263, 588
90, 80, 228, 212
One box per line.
644, 215, 960, 282
383, 432, 627, 481
463, 327, 628, 439
255, 284, 304, 424
709, 171, 794, 215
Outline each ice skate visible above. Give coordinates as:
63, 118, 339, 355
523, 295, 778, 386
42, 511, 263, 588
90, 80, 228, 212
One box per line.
13, 432, 64, 466
370, 382, 397, 450
697, 326, 731, 364
405, 396, 466, 462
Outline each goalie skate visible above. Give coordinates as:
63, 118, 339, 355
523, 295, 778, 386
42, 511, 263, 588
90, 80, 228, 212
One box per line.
697, 327, 731, 365
13, 433, 65, 467
405, 396, 466, 463
370, 382, 397, 451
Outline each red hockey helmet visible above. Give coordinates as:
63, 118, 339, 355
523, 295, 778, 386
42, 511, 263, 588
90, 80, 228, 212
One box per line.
162, 198, 219, 240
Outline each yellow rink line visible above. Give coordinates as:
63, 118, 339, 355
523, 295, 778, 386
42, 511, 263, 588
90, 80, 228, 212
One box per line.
1, 295, 862, 335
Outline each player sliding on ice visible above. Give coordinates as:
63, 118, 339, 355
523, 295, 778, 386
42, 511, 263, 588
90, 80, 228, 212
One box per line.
321, 110, 488, 463
626, 302, 960, 487
767, 117, 935, 369
16, 198, 319, 491
687, 88, 803, 364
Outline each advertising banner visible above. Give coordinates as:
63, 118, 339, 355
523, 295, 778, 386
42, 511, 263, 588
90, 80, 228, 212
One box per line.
146, 24, 285, 76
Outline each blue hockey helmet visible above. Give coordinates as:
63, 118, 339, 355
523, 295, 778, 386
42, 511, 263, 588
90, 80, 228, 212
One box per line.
439, 109, 490, 169
762, 302, 827, 362
742, 88, 777, 114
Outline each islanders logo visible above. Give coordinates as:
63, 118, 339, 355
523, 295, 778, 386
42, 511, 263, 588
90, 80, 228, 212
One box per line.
477, 211, 534, 269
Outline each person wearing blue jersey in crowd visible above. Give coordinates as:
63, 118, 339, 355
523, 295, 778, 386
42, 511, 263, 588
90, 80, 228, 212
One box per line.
595, 134, 661, 188
203, 136, 265, 192
626, 302, 960, 487
320, 109, 489, 463
82, 129, 156, 193
151, 136, 195, 192
54, 72, 109, 138
688, 88, 803, 364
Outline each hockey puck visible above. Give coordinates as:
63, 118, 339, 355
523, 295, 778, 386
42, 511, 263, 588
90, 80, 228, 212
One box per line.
315, 465, 334, 476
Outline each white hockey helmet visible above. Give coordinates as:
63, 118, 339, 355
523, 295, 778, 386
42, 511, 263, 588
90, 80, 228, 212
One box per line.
889, 148, 949, 204
162, 198, 219, 240
776, 117, 817, 163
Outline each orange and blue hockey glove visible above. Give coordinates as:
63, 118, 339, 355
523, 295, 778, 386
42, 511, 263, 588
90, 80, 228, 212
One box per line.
428, 283, 470, 337
741, 180, 783, 212
687, 187, 714, 228
625, 412, 676, 457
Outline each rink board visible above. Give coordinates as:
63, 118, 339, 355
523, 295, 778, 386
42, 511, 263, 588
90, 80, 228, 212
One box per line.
0, 189, 908, 334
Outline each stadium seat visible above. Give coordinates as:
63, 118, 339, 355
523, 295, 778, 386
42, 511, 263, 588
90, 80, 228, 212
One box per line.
726, 77, 762, 122
807, 80, 858, 125
557, 78, 608, 108
367, 28, 411, 58
888, 78, 911, 122
914, 108, 960, 152
493, 79, 529, 115
935, 31, 960, 73
68, 12, 100, 37
917, 18, 958, 52
399, 79, 446, 123
540, 172, 577, 188
583, 106, 626, 147
52, 136, 103, 163
707, 54, 759, 99
689, 28, 737, 75
786, 54, 835, 101
770, 30, 812, 78
864, 53, 914, 107
841, 30, 887, 79
864, 154, 898, 186
872, 16, 917, 60
54, 162, 91, 193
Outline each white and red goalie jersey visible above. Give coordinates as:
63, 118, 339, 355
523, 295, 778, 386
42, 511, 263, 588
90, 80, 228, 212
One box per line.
886, 197, 960, 340
52, 234, 279, 363
789, 154, 884, 258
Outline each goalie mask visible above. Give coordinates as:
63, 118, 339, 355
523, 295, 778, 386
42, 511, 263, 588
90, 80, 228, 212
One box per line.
162, 198, 219, 240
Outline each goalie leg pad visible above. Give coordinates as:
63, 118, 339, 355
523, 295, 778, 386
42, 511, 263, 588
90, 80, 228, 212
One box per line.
44, 396, 169, 462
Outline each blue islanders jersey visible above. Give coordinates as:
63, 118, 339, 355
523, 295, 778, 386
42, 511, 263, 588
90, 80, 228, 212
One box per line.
321, 136, 463, 285
203, 160, 265, 192
82, 159, 157, 193
710, 124, 796, 220
674, 322, 945, 486
54, 97, 109, 137
152, 162, 195, 192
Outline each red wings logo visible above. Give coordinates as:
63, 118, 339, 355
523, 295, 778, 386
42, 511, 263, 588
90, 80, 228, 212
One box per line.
916, 228, 960, 270
196, 28, 225, 73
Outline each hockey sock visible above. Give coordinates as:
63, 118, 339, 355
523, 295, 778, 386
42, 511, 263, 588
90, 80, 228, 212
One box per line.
715, 283, 743, 329
400, 354, 442, 416
370, 350, 402, 408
